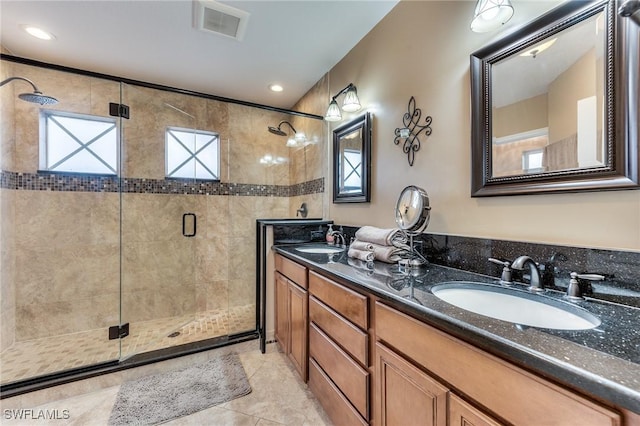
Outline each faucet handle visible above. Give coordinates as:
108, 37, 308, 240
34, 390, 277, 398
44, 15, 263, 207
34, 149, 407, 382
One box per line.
566, 272, 605, 300
572, 272, 605, 281
488, 258, 513, 286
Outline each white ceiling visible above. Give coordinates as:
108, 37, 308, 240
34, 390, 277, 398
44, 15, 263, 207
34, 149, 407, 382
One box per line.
0, 0, 399, 110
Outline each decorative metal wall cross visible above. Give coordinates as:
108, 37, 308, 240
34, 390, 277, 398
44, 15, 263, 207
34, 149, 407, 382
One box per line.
394, 96, 433, 166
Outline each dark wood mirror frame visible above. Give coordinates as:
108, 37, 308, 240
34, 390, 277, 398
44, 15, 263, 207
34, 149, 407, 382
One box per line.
333, 112, 372, 203
470, 0, 639, 197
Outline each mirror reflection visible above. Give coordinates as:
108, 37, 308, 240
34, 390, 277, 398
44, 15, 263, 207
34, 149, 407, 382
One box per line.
333, 112, 371, 203
338, 127, 363, 194
491, 11, 606, 178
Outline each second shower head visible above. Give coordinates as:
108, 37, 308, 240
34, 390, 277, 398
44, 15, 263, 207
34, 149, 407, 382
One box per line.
268, 120, 297, 136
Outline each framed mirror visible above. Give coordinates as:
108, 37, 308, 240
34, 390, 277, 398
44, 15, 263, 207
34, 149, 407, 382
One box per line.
471, 0, 639, 196
333, 112, 372, 203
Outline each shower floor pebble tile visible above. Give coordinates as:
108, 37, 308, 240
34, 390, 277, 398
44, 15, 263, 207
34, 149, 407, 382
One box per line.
1, 305, 255, 385
0, 342, 332, 426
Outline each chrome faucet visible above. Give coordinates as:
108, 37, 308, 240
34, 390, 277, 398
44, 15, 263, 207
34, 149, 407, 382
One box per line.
329, 227, 346, 246
511, 255, 544, 292
296, 203, 308, 218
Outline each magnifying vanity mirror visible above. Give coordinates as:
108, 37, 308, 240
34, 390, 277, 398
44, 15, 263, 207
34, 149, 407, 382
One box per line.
332, 112, 372, 203
395, 185, 430, 266
471, 0, 639, 196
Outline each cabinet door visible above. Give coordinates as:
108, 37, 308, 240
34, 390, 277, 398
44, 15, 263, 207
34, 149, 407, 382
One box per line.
376, 342, 448, 426
289, 282, 308, 381
449, 394, 504, 426
274, 272, 289, 354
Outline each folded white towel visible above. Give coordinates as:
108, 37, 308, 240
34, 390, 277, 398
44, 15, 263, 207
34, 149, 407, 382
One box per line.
355, 226, 407, 246
370, 243, 409, 264
348, 247, 375, 262
350, 239, 374, 252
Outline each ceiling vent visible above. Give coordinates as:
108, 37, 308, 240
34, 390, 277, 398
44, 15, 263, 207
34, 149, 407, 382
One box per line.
194, 0, 250, 41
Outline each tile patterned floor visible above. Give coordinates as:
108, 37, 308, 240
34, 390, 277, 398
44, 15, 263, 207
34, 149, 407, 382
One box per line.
0, 342, 331, 426
1, 304, 256, 385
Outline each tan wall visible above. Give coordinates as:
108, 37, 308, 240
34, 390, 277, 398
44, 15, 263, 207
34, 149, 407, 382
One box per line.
1, 60, 310, 341
325, 1, 639, 251
548, 48, 598, 143
493, 94, 548, 138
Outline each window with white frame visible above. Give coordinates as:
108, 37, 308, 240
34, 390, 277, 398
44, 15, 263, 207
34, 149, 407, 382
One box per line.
522, 148, 545, 174
41, 110, 118, 174
166, 127, 220, 180
341, 149, 362, 192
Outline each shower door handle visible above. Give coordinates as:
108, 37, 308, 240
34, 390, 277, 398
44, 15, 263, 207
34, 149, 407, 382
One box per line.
182, 213, 196, 237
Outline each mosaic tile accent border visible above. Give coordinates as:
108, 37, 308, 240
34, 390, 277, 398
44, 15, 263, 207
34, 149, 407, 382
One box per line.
0, 171, 324, 197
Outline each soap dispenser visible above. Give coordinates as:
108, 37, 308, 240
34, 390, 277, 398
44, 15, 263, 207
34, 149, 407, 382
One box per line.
326, 224, 335, 245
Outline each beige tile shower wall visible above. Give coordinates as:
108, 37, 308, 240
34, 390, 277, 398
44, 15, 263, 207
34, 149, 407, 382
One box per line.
13, 191, 120, 341
1, 55, 16, 351
1, 189, 16, 351
120, 193, 198, 324
289, 75, 329, 217
227, 103, 290, 185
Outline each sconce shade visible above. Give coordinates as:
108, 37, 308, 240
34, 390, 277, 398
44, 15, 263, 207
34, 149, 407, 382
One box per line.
471, 0, 514, 33
324, 99, 342, 122
325, 83, 362, 121
341, 86, 361, 112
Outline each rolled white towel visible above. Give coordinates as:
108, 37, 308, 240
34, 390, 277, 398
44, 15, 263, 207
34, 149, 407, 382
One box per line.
348, 247, 375, 262
350, 239, 374, 252
355, 226, 407, 246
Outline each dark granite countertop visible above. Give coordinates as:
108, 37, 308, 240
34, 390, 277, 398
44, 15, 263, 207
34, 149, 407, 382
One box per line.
273, 243, 640, 414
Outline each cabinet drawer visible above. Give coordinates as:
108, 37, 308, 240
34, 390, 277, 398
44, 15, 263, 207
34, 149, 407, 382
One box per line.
275, 254, 308, 288
309, 323, 369, 420
375, 302, 621, 426
309, 296, 368, 366
309, 271, 368, 329
309, 358, 367, 426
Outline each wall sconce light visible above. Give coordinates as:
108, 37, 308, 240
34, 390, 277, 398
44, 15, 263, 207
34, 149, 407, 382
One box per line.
470, 0, 514, 33
394, 96, 432, 167
267, 120, 307, 147
324, 83, 362, 122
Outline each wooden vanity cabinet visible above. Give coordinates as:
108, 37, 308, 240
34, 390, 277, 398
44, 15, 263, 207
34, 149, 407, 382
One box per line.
375, 301, 622, 426
272, 255, 628, 426
274, 254, 308, 381
308, 270, 371, 425
375, 341, 448, 426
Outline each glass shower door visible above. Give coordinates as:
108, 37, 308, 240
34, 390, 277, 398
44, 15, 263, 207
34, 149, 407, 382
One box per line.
119, 83, 197, 360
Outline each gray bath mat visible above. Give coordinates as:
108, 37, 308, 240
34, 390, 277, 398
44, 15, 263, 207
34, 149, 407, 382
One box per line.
108, 352, 251, 425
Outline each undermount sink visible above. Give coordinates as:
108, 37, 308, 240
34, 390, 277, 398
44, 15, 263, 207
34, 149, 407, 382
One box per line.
295, 245, 345, 254
431, 282, 601, 330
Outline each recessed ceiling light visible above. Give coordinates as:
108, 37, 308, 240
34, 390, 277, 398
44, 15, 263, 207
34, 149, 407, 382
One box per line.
269, 84, 283, 92
21, 25, 55, 41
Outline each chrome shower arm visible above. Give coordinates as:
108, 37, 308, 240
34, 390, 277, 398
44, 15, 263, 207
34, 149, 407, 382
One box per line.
0, 76, 40, 92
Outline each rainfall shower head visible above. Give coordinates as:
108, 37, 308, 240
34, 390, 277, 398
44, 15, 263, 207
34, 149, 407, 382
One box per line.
268, 120, 297, 136
0, 76, 59, 105
268, 126, 287, 136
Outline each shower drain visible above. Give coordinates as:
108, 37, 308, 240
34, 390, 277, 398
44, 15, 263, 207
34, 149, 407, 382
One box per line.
167, 331, 181, 338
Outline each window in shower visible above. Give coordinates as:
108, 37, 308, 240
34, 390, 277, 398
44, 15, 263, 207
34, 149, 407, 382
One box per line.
166, 127, 220, 180
40, 110, 118, 174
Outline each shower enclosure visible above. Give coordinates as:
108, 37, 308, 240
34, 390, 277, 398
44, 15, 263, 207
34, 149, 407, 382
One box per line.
0, 57, 325, 390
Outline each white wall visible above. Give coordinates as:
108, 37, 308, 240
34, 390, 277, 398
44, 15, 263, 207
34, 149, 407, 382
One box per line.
325, 1, 640, 252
